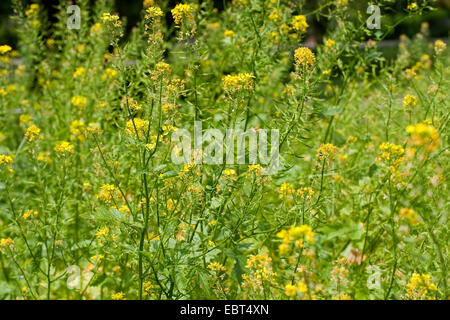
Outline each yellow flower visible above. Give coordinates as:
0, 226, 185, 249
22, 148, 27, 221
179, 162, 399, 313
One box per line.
285, 284, 297, 297
91, 254, 104, 263
97, 184, 120, 203
71, 96, 87, 108
25, 125, 42, 142
248, 164, 262, 175
111, 292, 126, 300
54, 141, 74, 154
268, 9, 281, 22
297, 281, 308, 293
376, 142, 405, 167
167, 199, 179, 211
223, 169, 237, 180
406, 123, 440, 153
143, 0, 156, 8
406, 273, 437, 300
91, 23, 102, 34
222, 73, 255, 94
407, 2, 418, 11
70, 120, 86, 140
0, 154, 14, 173
292, 15, 308, 34
23, 209, 38, 220
96, 226, 110, 239
316, 143, 338, 162
73, 67, 86, 78
102, 68, 118, 80
101, 13, 122, 27
0, 238, 14, 249
278, 243, 290, 255
25, 4, 39, 17
45, 38, 55, 47
399, 207, 419, 225
434, 39, 446, 55
279, 182, 295, 197
126, 118, 149, 138
294, 47, 316, 70
19, 114, 32, 126
0, 45, 12, 55
224, 30, 235, 40
403, 94, 418, 111
145, 6, 163, 20
152, 61, 171, 80
325, 39, 336, 52
207, 262, 227, 273
37, 152, 51, 163
171, 4, 193, 25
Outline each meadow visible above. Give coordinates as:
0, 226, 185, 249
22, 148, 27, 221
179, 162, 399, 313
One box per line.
0, 0, 448, 300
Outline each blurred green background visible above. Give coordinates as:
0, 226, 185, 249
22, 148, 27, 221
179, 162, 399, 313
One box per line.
0, 0, 449, 47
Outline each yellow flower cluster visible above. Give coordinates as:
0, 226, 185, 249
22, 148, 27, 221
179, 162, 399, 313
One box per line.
54, 141, 74, 154
101, 13, 122, 27
37, 152, 51, 163
399, 207, 419, 225
145, 6, 163, 20
406, 273, 437, 300
377, 142, 405, 162
97, 184, 120, 203
73, 67, 86, 78
407, 2, 418, 11
70, 120, 86, 140
242, 254, 277, 286
96, 226, 110, 239
279, 182, 295, 198
434, 39, 446, 55
325, 39, 336, 52
122, 97, 142, 111
152, 61, 171, 80
143, 281, 156, 297
316, 143, 338, 162
0, 45, 12, 55
222, 169, 237, 180
0, 238, 14, 249
406, 123, 439, 153
71, 96, 87, 108
284, 281, 308, 297
403, 94, 418, 111
25, 4, 39, 17
222, 73, 255, 94
207, 262, 227, 273
171, 4, 193, 25
102, 68, 118, 80
25, 125, 41, 142
294, 47, 316, 70
224, 30, 235, 40
91, 23, 102, 34
297, 187, 315, 200
23, 209, 38, 220
166, 199, 179, 211
268, 9, 281, 22
277, 225, 314, 255
111, 292, 126, 300
248, 164, 262, 175
126, 118, 149, 138
292, 15, 309, 34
